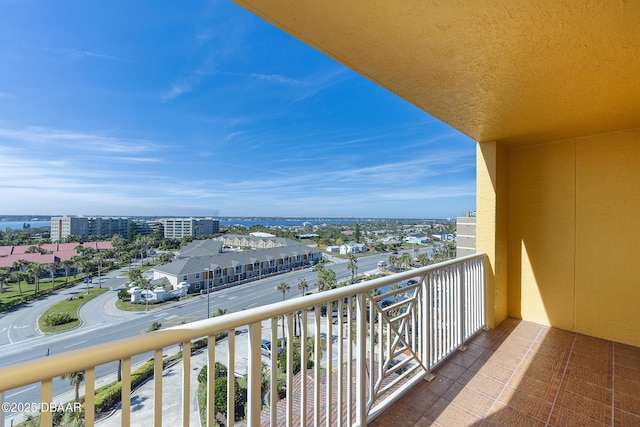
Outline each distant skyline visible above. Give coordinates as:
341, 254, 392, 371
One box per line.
0, 1, 476, 219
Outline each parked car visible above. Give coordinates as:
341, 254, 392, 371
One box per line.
261, 339, 283, 357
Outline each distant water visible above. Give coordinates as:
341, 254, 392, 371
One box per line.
0, 217, 430, 231
0, 220, 50, 230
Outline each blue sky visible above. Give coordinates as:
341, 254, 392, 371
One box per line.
0, 1, 476, 219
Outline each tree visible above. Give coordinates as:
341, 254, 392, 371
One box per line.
12, 258, 29, 274
346, 253, 358, 284
47, 261, 59, 292
61, 371, 85, 403
388, 254, 398, 270
110, 234, 126, 261
26, 263, 46, 296
399, 252, 412, 270
317, 266, 336, 292
0, 267, 9, 293
12, 272, 25, 299
354, 223, 361, 243
417, 253, 430, 266
61, 259, 74, 284
276, 282, 290, 301
297, 278, 309, 296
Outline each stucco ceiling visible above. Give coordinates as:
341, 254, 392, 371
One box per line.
234, 0, 640, 145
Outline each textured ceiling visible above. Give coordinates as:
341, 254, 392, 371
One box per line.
234, 0, 640, 145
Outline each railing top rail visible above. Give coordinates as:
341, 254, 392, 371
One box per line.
0, 253, 485, 391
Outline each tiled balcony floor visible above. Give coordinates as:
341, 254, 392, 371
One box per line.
370, 318, 640, 426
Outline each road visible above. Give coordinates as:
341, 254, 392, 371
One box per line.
0, 248, 432, 420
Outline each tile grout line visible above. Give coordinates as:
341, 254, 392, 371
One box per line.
611, 342, 615, 427
544, 333, 577, 427
483, 325, 547, 420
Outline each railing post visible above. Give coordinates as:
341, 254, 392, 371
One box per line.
459, 263, 468, 351
355, 293, 367, 425
247, 322, 262, 426
424, 273, 435, 381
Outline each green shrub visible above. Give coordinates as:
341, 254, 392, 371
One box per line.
147, 321, 161, 332
94, 360, 155, 414
117, 288, 129, 300
43, 312, 74, 326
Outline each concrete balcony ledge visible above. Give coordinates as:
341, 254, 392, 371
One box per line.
370, 318, 640, 426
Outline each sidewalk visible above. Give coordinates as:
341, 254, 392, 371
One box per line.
95, 344, 203, 427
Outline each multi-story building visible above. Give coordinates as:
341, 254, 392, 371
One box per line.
87, 217, 130, 239
51, 215, 133, 241
455, 211, 476, 258
159, 217, 220, 239
50, 215, 89, 242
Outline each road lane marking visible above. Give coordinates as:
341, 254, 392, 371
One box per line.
63, 340, 87, 349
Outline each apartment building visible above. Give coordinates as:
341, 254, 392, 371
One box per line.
158, 217, 220, 239
455, 211, 476, 258
50, 215, 89, 242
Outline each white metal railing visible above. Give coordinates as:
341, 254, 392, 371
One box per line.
0, 253, 485, 427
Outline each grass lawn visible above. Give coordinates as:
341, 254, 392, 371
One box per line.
38, 287, 109, 333
115, 297, 180, 312
0, 276, 82, 309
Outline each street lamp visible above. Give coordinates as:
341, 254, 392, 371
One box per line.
204, 268, 210, 318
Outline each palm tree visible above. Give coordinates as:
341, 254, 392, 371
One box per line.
110, 234, 126, 261
276, 282, 290, 301
47, 261, 59, 292
297, 278, 309, 296
346, 253, 358, 284
388, 255, 398, 270
275, 282, 291, 348
60, 371, 85, 403
26, 263, 46, 296
12, 259, 29, 274
62, 259, 74, 284
0, 267, 9, 293
399, 252, 412, 270
12, 272, 25, 299
417, 253, 430, 266
317, 267, 336, 292
94, 252, 104, 288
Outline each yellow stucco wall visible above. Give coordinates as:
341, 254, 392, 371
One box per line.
476, 142, 508, 328
489, 129, 640, 346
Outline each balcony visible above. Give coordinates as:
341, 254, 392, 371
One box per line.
1, 254, 486, 426
371, 318, 640, 426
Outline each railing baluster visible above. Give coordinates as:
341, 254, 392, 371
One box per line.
286, 314, 293, 426
182, 341, 191, 427
227, 328, 235, 426
346, 296, 353, 426
85, 367, 95, 426
122, 357, 131, 427
355, 292, 367, 426
270, 317, 278, 427
314, 306, 321, 427
247, 322, 262, 427
337, 298, 344, 426
207, 335, 216, 427
300, 309, 308, 427
40, 379, 52, 426
325, 300, 333, 427
154, 348, 163, 427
